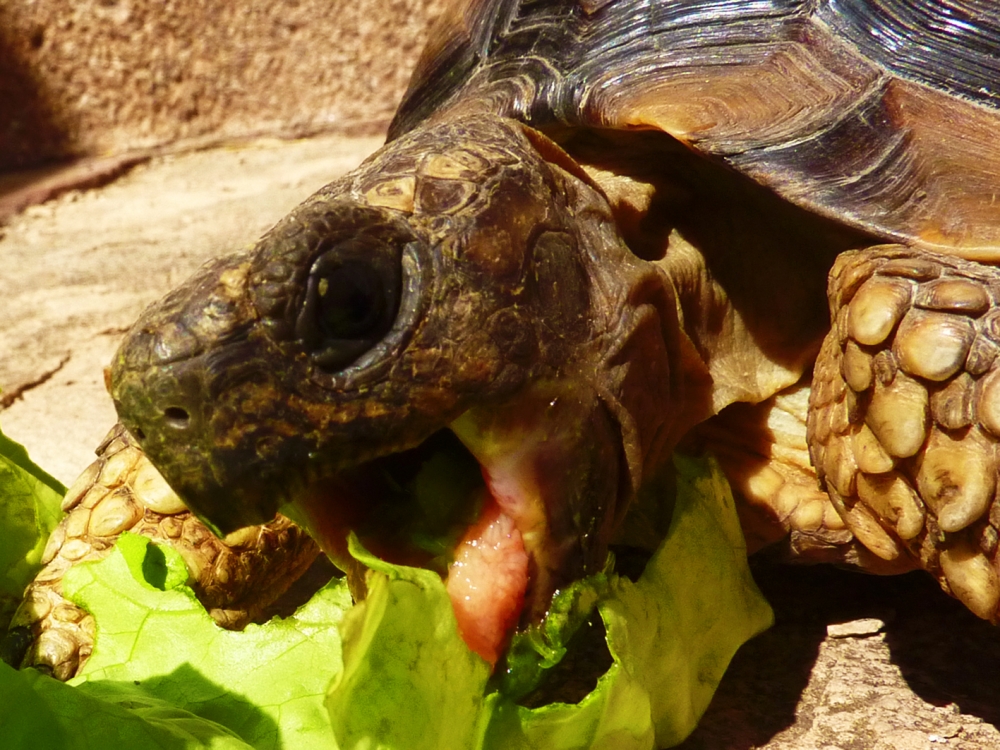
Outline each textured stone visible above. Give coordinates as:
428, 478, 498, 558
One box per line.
0, 0, 444, 171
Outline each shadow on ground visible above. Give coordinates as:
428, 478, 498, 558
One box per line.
0, 11, 71, 172
678, 560, 1000, 749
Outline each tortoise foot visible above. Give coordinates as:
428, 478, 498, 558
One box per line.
810, 245, 1000, 621
5, 424, 322, 680
688, 379, 915, 573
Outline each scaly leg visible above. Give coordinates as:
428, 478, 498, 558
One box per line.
810, 245, 1000, 621
685, 380, 916, 574
5, 425, 320, 680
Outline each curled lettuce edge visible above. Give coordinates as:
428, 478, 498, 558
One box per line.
0, 427, 65, 630
1, 452, 773, 750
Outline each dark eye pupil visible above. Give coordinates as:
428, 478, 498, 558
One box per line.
295, 249, 402, 372
316, 263, 384, 339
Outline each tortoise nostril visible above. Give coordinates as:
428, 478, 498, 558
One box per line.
164, 406, 191, 428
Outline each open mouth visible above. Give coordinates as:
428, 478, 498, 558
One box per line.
287, 423, 556, 666
275, 383, 625, 667
116, 370, 619, 668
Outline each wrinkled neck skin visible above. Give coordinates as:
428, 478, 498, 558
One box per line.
110, 113, 713, 662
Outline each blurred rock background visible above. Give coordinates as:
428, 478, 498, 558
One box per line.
0, 0, 443, 170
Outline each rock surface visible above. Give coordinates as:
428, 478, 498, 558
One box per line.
1, 135, 998, 749
0, 0, 442, 170
680, 561, 1000, 750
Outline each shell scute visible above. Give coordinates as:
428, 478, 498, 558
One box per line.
393, 0, 1000, 255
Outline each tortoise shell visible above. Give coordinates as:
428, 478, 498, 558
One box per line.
391, 0, 1000, 257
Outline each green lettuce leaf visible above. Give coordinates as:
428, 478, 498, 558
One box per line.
0, 661, 251, 750
64, 532, 350, 750
496, 572, 609, 702
489, 453, 773, 748
327, 536, 493, 750
2, 452, 771, 750
0, 427, 65, 629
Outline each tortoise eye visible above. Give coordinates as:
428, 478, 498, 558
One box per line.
297, 243, 402, 370
315, 261, 386, 339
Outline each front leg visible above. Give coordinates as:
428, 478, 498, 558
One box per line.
810, 245, 1000, 621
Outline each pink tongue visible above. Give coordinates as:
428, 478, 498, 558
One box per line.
445, 498, 529, 665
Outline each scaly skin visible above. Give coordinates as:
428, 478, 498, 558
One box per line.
810, 246, 1000, 621
106, 116, 702, 650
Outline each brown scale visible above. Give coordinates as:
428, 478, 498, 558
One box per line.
5, 425, 320, 680
810, 246, 1000, 621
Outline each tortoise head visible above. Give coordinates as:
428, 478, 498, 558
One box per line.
110, 114, 701, 648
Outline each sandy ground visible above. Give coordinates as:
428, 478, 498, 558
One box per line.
1, 136, 998, 749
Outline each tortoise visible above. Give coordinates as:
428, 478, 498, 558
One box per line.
8, 0, 1000, 706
